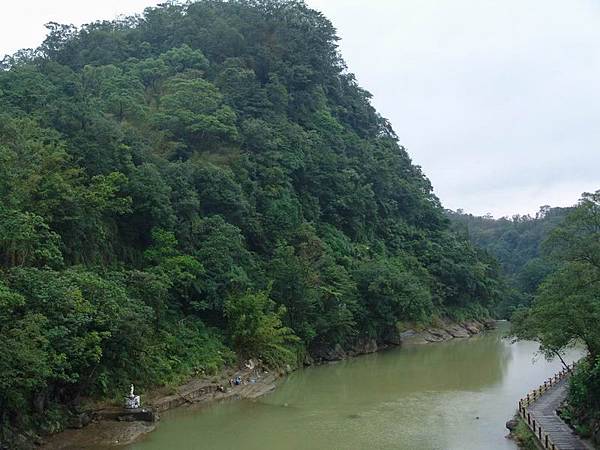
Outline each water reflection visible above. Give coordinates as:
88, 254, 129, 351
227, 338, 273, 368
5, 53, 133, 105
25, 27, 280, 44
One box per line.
271, 328, 511, 410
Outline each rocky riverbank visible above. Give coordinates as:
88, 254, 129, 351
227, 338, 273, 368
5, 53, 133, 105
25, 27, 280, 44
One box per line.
309, 318, 496, 362
41, 318, 496, 449
42, 365, 282, 449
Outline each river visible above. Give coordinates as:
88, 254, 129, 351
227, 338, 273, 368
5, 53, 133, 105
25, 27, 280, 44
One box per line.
129, 323, 581, 450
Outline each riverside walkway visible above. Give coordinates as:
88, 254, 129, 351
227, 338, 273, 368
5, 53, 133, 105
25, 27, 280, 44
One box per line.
518, 362, 592, 450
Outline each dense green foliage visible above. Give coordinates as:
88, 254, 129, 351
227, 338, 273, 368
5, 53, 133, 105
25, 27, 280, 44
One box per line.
0, 0, 502, 438
448, 206, 571, 316
510, 191, 600, 444
562, 358, 600, 441
512, 417, 539, 450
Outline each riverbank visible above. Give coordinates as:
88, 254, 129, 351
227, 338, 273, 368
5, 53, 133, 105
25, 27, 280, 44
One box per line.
42, 318, 495, 449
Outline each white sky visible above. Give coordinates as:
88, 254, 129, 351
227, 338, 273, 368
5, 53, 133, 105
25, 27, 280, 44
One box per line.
1, 0, 599, 218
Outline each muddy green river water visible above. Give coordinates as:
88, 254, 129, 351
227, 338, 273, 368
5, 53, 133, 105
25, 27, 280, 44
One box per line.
129, 323, 581, 450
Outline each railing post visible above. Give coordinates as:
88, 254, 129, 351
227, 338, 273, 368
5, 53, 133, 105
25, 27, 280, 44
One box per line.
545, 434, 549, 448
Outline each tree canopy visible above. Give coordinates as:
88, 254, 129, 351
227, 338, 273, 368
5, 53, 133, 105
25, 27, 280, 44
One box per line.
0, 0, 503, 440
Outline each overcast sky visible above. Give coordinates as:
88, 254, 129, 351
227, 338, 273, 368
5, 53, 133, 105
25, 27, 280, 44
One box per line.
1, 1, 598, 217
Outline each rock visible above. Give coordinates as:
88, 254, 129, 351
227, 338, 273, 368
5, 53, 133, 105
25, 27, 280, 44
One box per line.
99, 407, 158, 423
421, 332, 442, 342
592, 424, 600, 447
421, 330, 446, 342
399, 329, 429, 345
313, 343, 347, 361
117, 415, 136, 422
462, 321, 482, 335
303, 353, 314, 366
506, 419, 519, 431
400, 330, 417, 339
445, 325, 469, 338
67, 412, 91, 429
399, 330, 417, 340
351, 337, 378, 355
484, 319, 497, 329
426, 328, 453, 341
381, 328, 403, 345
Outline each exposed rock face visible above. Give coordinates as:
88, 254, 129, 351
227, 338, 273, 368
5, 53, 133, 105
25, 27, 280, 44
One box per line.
423, 328, 453, 342
311, 320, 495, 360
312, 343, 347, 362
396, 320, 494, 345
483, 319, 497, 329
445, 325, 470, 338
303, 353, 314, 366
312, 337, 379, 362
462, 321, 485, 335
399, 330, 417, 340
350, 337, 378, 355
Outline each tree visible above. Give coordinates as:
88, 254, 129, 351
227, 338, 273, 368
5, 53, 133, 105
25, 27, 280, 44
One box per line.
154, 74, 238, 154
354, 257, 433, 338
224, 289, 299, 367
144, 228, 204, 311
512, 191, 600, 360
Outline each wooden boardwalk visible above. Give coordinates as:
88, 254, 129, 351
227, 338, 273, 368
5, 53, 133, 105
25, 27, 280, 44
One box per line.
528, 378, 590, 450
518, 362, 592, 450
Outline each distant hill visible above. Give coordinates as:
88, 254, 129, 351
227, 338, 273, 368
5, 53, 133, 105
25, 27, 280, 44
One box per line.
447, 206, 573, 315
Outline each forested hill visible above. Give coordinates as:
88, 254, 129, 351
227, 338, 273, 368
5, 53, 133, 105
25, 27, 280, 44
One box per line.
447, 206, 572, 315
0, 0, 502, 436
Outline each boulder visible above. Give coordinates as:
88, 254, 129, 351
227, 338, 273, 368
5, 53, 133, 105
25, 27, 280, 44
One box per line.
506, 418, 519, 431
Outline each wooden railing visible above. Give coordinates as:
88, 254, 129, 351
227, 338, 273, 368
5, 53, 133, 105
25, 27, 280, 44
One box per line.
517, 361, 577, 450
